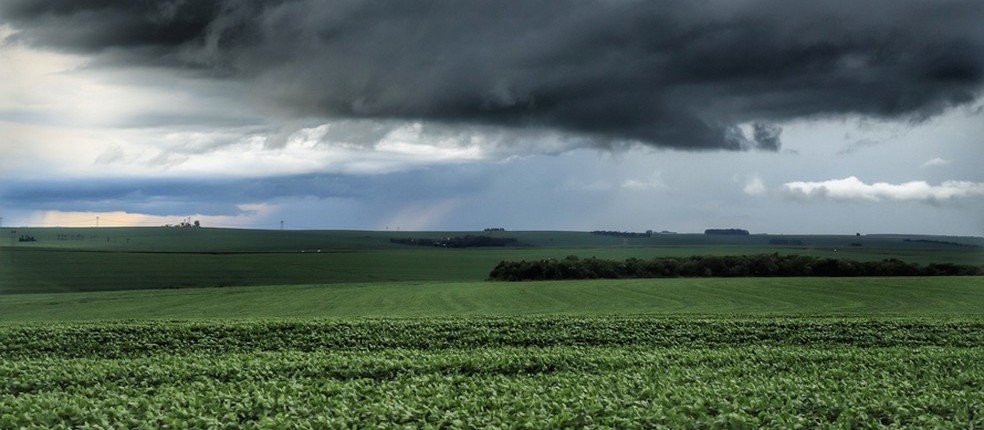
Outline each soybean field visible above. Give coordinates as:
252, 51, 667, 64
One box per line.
1, 227, 983, 428
2, 318, 983, 428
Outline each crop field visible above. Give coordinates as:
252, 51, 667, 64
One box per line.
1, 227, 983, 427
2, 227, 981, 294
2, 277, 983, 427
2, 277, 984, 321
2, 318, 983, 428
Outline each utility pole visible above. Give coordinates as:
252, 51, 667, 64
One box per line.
280, 220, 284, 231
96, 216, 100, 227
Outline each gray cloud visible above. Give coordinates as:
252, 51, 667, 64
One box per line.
0, 169, 488, 216
751, 123, 782, 151
837, 138, 882, 156
3, 0, 983, 151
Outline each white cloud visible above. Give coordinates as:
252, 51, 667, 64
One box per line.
742, 176, 767, 196
780, 176, 984, 203
621, 171, 666, 191
921, 157, 950, 168
2, 113, 601, 180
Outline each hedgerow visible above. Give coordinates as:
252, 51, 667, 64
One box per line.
488, 254, 984, 281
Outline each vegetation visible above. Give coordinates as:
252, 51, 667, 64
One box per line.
3, 277, 983, 321
2, 227, 981, 294
3, 317, 983, 358
705, 228, 750, 235
590, 230, 653, 238
904, 238, 981, 248
390, 235, 519, 248
2, 318, 982, 428
768, 238, 805, 246
1, 227, 983, 426
489, 254, 984, 281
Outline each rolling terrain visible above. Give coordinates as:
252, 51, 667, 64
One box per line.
2, 227, 981, 294
0, 277, 982, 321
2, 227, 983, 428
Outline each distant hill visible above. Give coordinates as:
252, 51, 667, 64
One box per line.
2, 227, 980, 294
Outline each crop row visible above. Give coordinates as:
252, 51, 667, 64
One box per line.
3, 346, 982, 429
3, 317, 984, 358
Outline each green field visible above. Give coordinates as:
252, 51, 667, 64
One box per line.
7, 345, 981, 428
2, 227, 983, 427
1, 277, 983, 321
2, 317, 983, 428
2, 227, 981, 294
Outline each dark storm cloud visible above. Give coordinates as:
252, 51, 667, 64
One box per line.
4, 0, 984, 151
751, 123, 782, 152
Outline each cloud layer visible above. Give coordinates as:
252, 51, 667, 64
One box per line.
4, 0, 984, 151
781, 176, 984, 203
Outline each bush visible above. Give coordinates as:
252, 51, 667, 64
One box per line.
488, 254, 984, 281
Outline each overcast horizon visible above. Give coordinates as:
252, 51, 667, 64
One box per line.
2, 0, 983, 236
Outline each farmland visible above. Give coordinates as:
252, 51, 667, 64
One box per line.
1, 227, 983, 427
1, 277, 984, 321
2, 318, 983, 428
2, 227, 981, 294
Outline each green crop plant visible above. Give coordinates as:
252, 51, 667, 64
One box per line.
2, 317, 983, 428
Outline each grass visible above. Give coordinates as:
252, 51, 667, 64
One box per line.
3, 227, 981, 294
2, 227, 983, 427
1, 277, 982, 321
6, 227, 981, 252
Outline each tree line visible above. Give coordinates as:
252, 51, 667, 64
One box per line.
704, 228, 750, 235
591, 230, 653, 238
903, 238, 980, 248
391, 235, 519, 248
488, 254, 984, 281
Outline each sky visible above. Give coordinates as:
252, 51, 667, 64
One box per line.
1, 0, 983, 235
